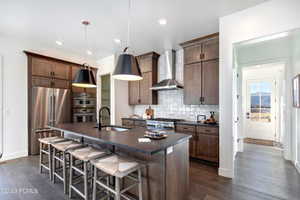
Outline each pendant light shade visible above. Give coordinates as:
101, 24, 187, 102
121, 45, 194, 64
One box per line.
112, 0, 143, 81
72, 67, 97, 88
113, 53, 142, 81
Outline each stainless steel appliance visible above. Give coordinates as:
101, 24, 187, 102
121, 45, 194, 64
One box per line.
30, 87, 71, 155
72, 92, 96, 123
146, 118, 183, 130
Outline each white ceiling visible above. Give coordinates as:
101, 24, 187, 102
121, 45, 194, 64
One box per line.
0, 0, 268, 61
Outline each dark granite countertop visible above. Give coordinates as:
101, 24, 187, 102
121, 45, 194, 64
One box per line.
50, 122, 191, 155
175, 121, 219, 127
121, 117, 146, 121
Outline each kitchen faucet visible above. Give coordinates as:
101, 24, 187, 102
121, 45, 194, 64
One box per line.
98, 106, 110, 130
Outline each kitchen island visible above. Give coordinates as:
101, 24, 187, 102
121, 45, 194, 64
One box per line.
50, 122, 191, 200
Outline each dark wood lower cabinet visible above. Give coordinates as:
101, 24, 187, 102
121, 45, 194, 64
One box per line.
175, 124, 219, 163
195, 133, 219, 163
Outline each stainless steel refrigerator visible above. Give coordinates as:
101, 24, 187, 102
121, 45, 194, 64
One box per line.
30, 87, 71, 155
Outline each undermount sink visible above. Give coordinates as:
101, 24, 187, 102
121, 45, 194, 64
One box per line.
94, 125, 129, 132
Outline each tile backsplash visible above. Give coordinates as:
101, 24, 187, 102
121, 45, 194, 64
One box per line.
133, 49, 219, 121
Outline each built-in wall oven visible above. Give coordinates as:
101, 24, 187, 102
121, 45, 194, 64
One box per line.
73, 93, 96, 123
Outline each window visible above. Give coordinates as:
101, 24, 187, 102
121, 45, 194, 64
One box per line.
250, 82, 272, 122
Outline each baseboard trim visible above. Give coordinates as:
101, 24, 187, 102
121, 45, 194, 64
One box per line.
295, 161, 300, 174
218, 167, 234, 178
0, 150, 28, 161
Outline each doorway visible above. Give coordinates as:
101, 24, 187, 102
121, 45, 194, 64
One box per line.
100, 74, 111, 125
0, 56, 3, 159
244, 79, 276, 144
240, 63, 284, 148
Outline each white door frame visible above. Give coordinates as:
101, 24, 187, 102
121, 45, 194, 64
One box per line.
0, 56, 3, 159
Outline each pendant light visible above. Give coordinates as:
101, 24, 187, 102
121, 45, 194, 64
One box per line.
112, 0, 143, 81
72, 21, 97, 88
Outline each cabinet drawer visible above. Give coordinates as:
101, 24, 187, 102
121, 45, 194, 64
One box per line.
196, 126, 219, 135
32, 76, 52, 87
53, 79, 70, 89
134, 120, 146, 127
122, 119, 134, 127
175, 125, 196, 133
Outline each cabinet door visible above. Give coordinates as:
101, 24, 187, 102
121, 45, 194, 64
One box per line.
196, 133, 219, 163
175, 125, 196, 157
52, 62, 70, 80
202, 60, 219, 105
207, 135, 219, 162
202, 38, 219, 61
184, 45, 202, 64
129, 80, 140, 105
138, 57, 152, 73
32, 76, 52, 87
52, 79, 70, 89
31, 57, 52, 77
139, 72, 152, 104
184, 63, 202, 105
195, 133, 209, 159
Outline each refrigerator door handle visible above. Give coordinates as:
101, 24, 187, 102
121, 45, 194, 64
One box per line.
53, 95, 56, 123
49, 95, 53, 125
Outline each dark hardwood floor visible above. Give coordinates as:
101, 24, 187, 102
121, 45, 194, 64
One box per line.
0, 144, 299, 200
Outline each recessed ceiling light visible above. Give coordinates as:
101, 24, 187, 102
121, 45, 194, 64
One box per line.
56, 40, 63, 46
86, 50, 93, 55
158, 18, 167, 26
114, 38, 121, 44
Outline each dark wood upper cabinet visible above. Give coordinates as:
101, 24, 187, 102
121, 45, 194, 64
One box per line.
180, 33, 219, 105
128, 52, 159, 105
31, 57, 53, 77
183, 45, 202, 64
202, 60, 219, 105
52, 62, 70, 80
184, 63, 202, 105
25, 51, 97, 91
202, 38, 219, 61
129, 80, 140, 105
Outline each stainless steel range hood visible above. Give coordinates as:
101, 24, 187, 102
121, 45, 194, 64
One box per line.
150, 50, 183, 90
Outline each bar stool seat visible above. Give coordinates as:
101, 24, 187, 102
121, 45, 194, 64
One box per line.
38, 136, 66, 145
91, 155, 143, 200
52, 140, 83, 152
69, 146, 107, 162
68, 146, 108, 200
92, 155, 139, 178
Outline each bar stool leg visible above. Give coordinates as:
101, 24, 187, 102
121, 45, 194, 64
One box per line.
138, 168, 143, 200
115, 177, 121, 200
92, 167, 97, 200
63, 152, 68, 195
39, 142, 43, 173
83, 161, 88, 200
69, 154, 74, 198
48, 144, 52, 181
52, 148, 56, 183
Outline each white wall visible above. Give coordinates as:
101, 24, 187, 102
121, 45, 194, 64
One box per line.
97, 55, 133, 126
220, 0, 300, 177
134, 49, 219, 121
0, 35, 97, 161
0, 56, 3, 159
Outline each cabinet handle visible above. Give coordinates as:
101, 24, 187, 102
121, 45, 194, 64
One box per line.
202, 53, 205, 60
52, 71, 55, 76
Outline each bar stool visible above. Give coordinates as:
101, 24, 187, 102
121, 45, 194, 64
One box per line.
52, 140, 84, 194
38, 136, 67, 181
68, 146, 108, 200
91, 154, 143, 200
